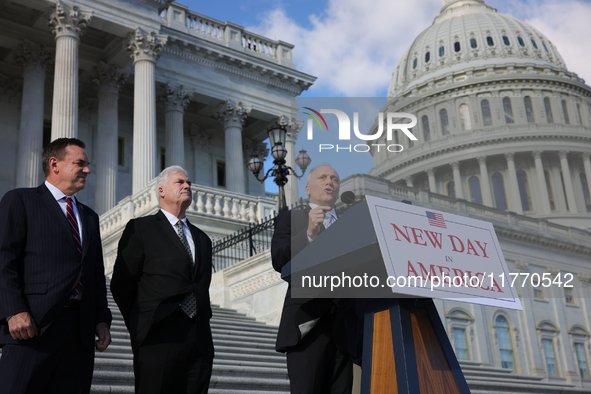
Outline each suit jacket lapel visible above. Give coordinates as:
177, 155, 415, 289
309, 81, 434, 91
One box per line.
186, 220, 202, 279
37, 184, 78, 253
155, 211, 194, 274
78, 203, 91, 259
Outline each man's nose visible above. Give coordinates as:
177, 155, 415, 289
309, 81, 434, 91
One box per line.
83, 165, 91, 174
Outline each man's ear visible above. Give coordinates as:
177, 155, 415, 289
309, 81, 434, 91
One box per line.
48, 157, 59, 174
158, 187, 164, 199
305, 184, 310, 197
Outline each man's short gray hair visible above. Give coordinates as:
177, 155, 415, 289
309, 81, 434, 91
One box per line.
306, 163, 337, 185
155, 165, 189, 199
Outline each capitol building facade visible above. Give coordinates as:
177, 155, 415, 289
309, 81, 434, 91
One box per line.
1, 0, 591, 392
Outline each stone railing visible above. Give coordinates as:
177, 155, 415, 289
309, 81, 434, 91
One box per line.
341, 174, 591, 248
99, 179, 277, 240
159, 3, 294, 67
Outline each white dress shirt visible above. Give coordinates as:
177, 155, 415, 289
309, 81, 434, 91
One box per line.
45, 180, 83, 244
160, 209, 196, 265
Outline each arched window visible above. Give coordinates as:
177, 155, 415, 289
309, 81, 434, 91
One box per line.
469, 176, 483, 204
543, 339, 559, 376
439, 46, 445, 57
440, 109, 450, 135
459, 104, 472, 131
561, 100, 570, 124
524, 96, 535, 123
503, 97, 514, 124
581, 172, 591, 212
447, 181, 456, 198
517, 36, 525, 46
425, 51, 430, 63
453, 328, 469, 360
494, 316, 515, 370
545, 170, 556, 210
470, 38, 477, 48
454, 42, 461, 52
492, 173, 508, 210
481, 100, 492, 126
422, 115, 430, 142
576, 104, 582, 125
487, 36, 494, 46
413, 58, 417, 69
502, 36, 510, 46
574, 343, 590, 380
517, 170, 532, 211
531, 38, 539, 49
544, 97, 554, 123
542, 41, 549, 52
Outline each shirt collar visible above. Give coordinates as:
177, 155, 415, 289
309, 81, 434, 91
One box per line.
45, 180, 77, 204
308, 203, 336, 220
160, 208, 187, 227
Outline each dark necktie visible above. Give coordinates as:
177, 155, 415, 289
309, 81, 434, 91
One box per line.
66, 197, 83, 297
177, 220, 197, 318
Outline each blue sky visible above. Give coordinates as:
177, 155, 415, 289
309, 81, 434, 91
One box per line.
179, 0, 591, 197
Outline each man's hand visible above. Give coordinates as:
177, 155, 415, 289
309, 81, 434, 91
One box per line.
307, 206, 332, 240
8, 311, 38, 340
95, 322, 111, 352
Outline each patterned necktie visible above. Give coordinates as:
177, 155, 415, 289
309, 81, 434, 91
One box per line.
324, 212, 336, 228
177, 220, 197, 318
66, 197, 83, 297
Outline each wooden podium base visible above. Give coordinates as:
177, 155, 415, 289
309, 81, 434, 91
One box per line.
360, 298, 471, 394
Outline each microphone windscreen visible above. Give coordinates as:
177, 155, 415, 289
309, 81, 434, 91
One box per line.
341, 191, 356, 204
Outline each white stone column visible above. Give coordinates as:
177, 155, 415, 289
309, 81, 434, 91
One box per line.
127, 27, 167, 194
582, 152, 591, 202
451, 161, 464, 199
160, 83, 192, 168
558, 151, 578, 213
505, 152, 523, 214
14, 41, 52, 187
92, 62, 128, 214
215, 99, 251, 194
477, 156, 493, 207
280, 115, 303, 207
532, 151, 552, 214
49, 1, 91, 140
190, 125, 213, 186
427, 168, 437, 193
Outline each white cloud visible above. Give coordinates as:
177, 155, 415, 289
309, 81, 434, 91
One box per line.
247, 0, 440, 96
247, 0, 591, 96
515, 0, 591, 84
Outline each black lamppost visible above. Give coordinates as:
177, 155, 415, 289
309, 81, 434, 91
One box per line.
248, 122, 311, 211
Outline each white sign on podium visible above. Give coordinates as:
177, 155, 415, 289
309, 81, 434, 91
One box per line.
366, 195, 522, 310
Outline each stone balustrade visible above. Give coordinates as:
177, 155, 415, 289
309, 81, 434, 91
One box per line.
341, 174, 591, 248
99, 179, 277, 241
159, 4, 294, 67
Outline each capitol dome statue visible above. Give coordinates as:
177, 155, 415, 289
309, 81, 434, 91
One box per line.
369, 0, 591, 229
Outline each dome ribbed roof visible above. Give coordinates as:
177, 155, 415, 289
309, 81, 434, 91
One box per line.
388, 0, 567, 97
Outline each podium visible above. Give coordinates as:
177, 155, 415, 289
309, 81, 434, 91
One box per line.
282, 201, 472, 394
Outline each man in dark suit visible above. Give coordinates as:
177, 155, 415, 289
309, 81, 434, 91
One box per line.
272, 164, 361, 393
111, 165, 214, 394
0, 138, 112, 394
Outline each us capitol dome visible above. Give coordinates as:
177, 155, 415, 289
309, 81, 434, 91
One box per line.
368, 0, 591, 229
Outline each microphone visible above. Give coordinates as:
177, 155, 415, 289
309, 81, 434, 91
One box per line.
341, 191, 356, 205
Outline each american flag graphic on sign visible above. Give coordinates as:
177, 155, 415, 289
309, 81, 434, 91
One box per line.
426, 211, 446, 228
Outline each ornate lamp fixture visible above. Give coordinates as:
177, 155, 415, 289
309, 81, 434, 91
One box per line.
247, 122, 311, 211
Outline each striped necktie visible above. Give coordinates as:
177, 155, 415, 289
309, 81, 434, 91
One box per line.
177, 220, 197, 318
66, 197, 83, 297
